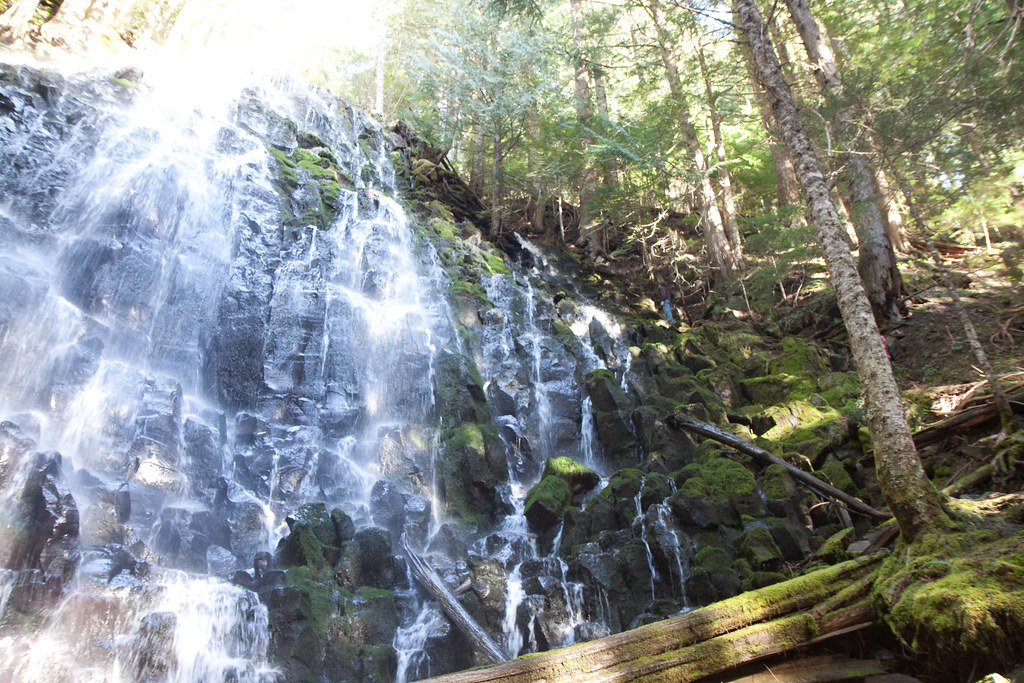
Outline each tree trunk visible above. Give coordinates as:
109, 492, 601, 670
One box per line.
871, 162, 910, 253
592, 62, 620, 189
733, 0, 948, 543
490, 130, 505, 238
403, 537, 507, 665
782, 0, 904, 324
569, 0, 597, 238
742, 49, 804, 226
470, 126, 487, 197
697, 41, 744, 267
647, 0, 737, 279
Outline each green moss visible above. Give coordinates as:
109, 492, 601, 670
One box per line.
542, 456, 600, 498
449, 279, 492, 306
677, 458, 757, 504
760, 464, 797, 500
446, 423, 485, 456
525, 475, 571, 518
266, 142, 350, 230
815, 456, 856, 494
874, 526, 1024, 677
285, 565, 336, 635
693, 545, 733, 571
736, 526, 783, 568
480, 248, 510, 275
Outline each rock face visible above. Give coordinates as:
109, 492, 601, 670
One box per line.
0, 63, 880, 681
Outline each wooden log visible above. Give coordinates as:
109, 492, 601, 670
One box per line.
914, 390, 1024, 447
720, 654, 889, 682
401, 537, 507, 665
423, 555, 881, 683
668, 413, 891, 520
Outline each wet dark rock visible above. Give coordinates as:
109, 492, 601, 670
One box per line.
202, 288, 268, 410
0, 447, 79, 582
466, 556, 508, 632
0, 569, 64, 627
131, 611, 179, 679
353, 527, 396, 589
152, 507, 211, 572
584, 370, 639, 469
370, 479, 406, 534
402, 494, 432, 549
183, 418, 223, 494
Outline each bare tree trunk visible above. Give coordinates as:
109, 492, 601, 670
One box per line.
647, 0, 737, 279
782, 0, 904, 324
743, 49, 805, 227
490, 130, 504, 238
890, 162, 1019, 435
871, 160, 910, 252
569, 0, 597, 241
734, 0, 947, 543
696, 41, 744, 267
470, 126, 486, 197
592, 62, 620, 189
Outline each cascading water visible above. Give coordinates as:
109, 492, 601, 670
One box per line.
0, 60, 456, 681
0, 48, 730, 682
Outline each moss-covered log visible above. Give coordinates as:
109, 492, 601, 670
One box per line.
424, 555, 882, 682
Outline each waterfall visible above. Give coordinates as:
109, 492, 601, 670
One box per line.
0, 53, 700, 680
0, 61, 454, 681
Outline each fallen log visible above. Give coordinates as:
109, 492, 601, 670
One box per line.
720, 654, 889, 682
401, 536, 507, 665
913, 390, 1024, 447
424, 555, 882, 683
668, 413, 891, 520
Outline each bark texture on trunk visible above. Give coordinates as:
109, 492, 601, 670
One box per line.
783, 0, 904, 324
490, 131, 504, 237
470, 126, 486, 197
734, 0, 946, 542
697, 43, 744, 266
570, 0, 597, 236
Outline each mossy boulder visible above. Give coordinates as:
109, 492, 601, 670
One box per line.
687, 545, 741, 606
524, 475, 571, 532
276, 503, 352, 570
439, 422, 509, 529
763, 398, 848, 461
541, 456, 600, 499
632, 406, 697, 473
585, 369, 639, 469
434, 350, 491, 426
736, 525, 783, 570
